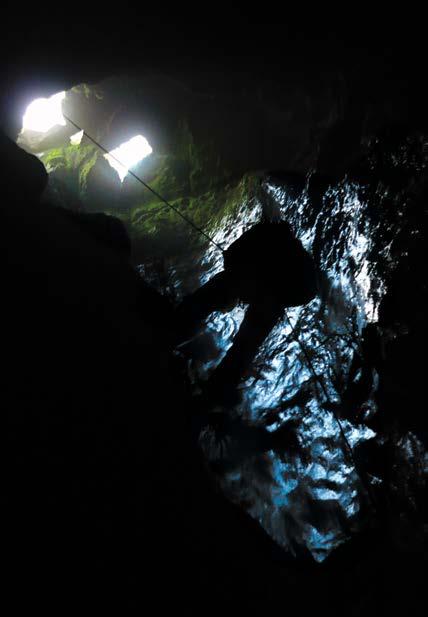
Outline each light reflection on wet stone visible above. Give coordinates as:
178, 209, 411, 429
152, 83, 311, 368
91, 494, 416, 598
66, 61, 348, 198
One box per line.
149, 179, 387, 560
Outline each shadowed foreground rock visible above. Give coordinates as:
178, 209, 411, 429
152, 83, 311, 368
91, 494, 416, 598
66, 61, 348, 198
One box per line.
1, 136, 293, 612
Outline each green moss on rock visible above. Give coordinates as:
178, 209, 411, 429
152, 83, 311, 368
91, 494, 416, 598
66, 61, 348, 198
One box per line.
126, 174, 260, 260
40, 116, 260, 261
41, 143, 101, 199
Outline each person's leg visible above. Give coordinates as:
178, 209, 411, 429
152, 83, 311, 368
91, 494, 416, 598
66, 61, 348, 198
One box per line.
175, 271, 238, 342
205, 301, 284, 401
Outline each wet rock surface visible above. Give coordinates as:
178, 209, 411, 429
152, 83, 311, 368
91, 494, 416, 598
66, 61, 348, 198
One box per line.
167, 133, 427, 561
139, 126, 426, 610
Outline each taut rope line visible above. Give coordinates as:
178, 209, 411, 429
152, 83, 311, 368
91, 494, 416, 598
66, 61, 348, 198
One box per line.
63, 114, 225, 253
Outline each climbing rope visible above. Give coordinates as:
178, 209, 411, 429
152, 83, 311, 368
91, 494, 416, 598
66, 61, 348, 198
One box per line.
63, 114, 225, 253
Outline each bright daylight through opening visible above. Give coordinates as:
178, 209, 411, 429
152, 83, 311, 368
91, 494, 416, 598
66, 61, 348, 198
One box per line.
104, 135, 153, 182
22, 91, 66, 133
21, 91, 152, 182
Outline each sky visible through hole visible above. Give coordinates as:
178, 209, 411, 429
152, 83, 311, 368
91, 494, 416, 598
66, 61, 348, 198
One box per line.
21, 92, 152, 181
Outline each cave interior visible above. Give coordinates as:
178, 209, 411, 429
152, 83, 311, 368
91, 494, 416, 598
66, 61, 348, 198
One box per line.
1, 13, 426, 615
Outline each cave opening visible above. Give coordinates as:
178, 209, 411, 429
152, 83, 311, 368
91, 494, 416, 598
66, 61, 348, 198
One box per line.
22, 90, 66, 133
20, 89, 153, 183
104, 135, 153, 181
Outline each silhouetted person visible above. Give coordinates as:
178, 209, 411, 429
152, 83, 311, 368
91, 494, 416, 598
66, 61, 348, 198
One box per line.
177, 220, 318, 405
